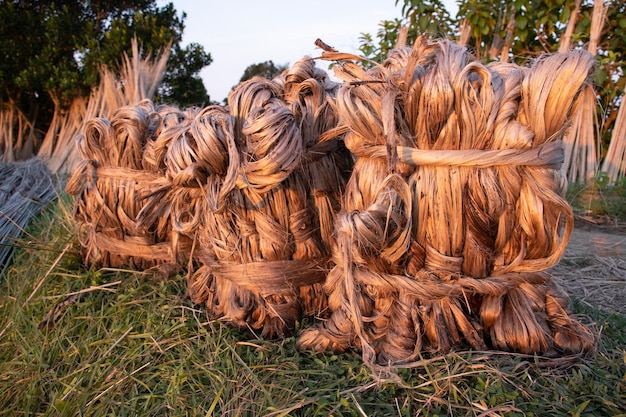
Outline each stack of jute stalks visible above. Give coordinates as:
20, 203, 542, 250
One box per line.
67, 58, 351, 338
185, 58, 350, 338
296, 37, 596, 366
66, 100, 195, 270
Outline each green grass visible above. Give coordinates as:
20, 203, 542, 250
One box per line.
567, 174, 626, 221
0, 196, 624, 416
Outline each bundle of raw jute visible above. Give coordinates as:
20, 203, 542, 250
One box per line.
0, 158, 58, 276
297, 37, 596, 366
172, 58, 352, 338
66, 100, 195, 270
66, 56, 350, 337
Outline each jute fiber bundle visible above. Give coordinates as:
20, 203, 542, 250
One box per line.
181, 58, 351, 338
297, 37, 596, 366
0, 158, 57, 275
66, 100, 194, 270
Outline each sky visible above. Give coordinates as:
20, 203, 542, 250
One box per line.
164, 1, 458, 103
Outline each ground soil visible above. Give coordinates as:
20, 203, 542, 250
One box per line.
549, 215, 626, 316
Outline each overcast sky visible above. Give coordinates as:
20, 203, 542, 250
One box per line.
163, 1, 458, 103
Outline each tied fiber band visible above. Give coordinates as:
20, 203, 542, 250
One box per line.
91, 232, 191, 264
161, 57, 349, 338
83, 165, 171, 189
66, 101, 192, 270
67, 56, 351, 338
297, 37, 596, 367
354, 140, 565, 169
208, 259, 328, 297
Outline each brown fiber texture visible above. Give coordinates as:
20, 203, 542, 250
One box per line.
296, 37, 596, 366
66, 100, 194, 270
67, 58, 351, 339
184, 58, 351, 338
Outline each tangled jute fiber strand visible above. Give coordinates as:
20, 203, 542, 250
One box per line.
184, 57, 351, 338
297, 36, 596, 367
66, 100, 195, 270
68, 57, 351, 339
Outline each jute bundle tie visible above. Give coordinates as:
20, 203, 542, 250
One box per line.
351, 139, 565, 168
67, 101, 194, 270
168, 58, 352, 338
209, 259, 329, 297
90, 231, 181, 263
297, 37, 596, 368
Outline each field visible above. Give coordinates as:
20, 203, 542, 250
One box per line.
0, 190, 624, 416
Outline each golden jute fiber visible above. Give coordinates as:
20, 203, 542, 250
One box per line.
66, 100, 193, 270
297, 37, 596, 366
68, 57, 351, 339
184, 58, 351, 338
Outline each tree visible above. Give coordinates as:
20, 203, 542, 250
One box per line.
239, 60, 289, 83
158, 43, 212, 106
0, 0, 212, 159
359, 0, 454, 63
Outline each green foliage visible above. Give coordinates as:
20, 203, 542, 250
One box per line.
0, 195, 624, 416
358, 0, 453, 63
0, 0, 212, 144
359, 18, 406, 63
239, 60, 289, 83
456, 0, 574, 59
567, 173, 626, 220
158, 43, 212, 106
402, 0, 454, 33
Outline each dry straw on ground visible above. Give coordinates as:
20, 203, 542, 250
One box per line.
551, 226, 626, 316
297, 36, 597, 367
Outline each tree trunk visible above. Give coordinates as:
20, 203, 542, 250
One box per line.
0, 100, 15, 162
488, 34, 503, 60
0, 99, 38, 162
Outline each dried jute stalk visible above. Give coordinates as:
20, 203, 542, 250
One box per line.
174, 58, 352, 338
297, 37, 596, 367
66, 100, 194, 270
